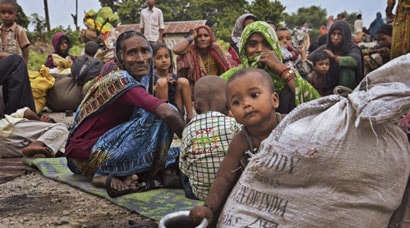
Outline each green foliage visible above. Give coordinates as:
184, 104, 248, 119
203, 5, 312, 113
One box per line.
118, 0, 142, 24
16, 3, 29, 28
27, 49, 49, 71
284, 6, 327, 30
283, 6, 328, 43
27, 13, 48, 42
249, 0, 285, 25
157, 0, 190, 22
28, 43, 84, 71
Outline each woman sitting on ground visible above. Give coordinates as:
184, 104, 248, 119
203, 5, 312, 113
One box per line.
64, 30, 185, 198
173, 25, 229, 96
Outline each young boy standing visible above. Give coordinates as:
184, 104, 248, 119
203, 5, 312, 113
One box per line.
0, 0, 30, 62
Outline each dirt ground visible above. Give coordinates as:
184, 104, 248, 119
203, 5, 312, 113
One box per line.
0, 171, 153, 228
0, 111, 181, 228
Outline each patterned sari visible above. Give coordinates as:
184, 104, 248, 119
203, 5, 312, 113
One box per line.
67, 70, 178, 179
176, 25, 229, 93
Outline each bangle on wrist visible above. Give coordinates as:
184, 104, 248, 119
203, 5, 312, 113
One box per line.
283, 69, 296, 83
279, 67, 291, 78
186, 36, 194, 44
203, 204, 215, 214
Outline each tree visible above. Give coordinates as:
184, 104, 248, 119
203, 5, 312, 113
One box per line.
16, 3, 29, 29
283, 6, 327, 30
29, 13, 48, 42
117, 0, 143, 24
283, 6, 327, 42
249, 0, 285, 26
99, 0, 118, 11
157, 0, 190, 22
212, 0, 250, 41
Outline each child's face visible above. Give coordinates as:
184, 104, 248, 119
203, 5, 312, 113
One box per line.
376, 33, 392, 49
313, 58, 330, 76
0, 4, 17, 27
227, 72, 279, 128
277, 30, 293, 47
59, 39, 69, 53
154, 47, 171, 73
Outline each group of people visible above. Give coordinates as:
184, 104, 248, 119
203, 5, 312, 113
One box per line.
0, 0, 409, 227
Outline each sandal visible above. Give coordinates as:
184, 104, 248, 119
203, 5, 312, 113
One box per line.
106, 174, 147, 198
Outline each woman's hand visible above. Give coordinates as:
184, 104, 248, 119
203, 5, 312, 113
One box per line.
323, 49, 335, 58
189, 29, 198, 40
167, 76, 177, 85
259, 50, 285, 73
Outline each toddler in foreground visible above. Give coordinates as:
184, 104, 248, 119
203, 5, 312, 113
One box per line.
189, 68, 283, 226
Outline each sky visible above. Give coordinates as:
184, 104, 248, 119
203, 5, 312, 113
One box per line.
18, 0, 388, 31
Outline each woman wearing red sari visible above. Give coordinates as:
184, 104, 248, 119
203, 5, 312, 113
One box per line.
173, 25, 229, 98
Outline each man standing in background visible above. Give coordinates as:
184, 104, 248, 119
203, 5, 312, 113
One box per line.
140, 0, 164, 44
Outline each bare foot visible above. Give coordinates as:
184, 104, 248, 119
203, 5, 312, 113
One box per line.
22, 141, 54, 158
92, 174, 139, 189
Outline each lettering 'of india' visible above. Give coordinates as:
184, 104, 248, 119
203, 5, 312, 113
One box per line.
231, 184, 288, 217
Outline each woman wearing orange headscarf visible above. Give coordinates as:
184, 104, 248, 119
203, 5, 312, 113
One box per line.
173, 25, 229, 97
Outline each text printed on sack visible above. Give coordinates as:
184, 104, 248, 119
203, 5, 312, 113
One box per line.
257, 150, 300, 174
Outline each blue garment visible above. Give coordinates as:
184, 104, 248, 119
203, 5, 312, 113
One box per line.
369, 12, 385, 39
66, 31, 179, 179
154, 73, 178, 106
92, 106, 177, 177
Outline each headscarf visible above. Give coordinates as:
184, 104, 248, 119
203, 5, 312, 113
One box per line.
313, 20, 364, 91
71, 30, 154, 130
52, 32, 71, 57
176, 25, 229, 83
369, 12, 385, 39
222, 21, 319, 108
115, 30, 155, 94
226, 13, 258, 68
231, 13, 258, 53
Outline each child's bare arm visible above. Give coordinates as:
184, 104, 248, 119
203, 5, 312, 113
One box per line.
22, 46, 30, 63
190, 132, 248, 225
23, 108, 40, 121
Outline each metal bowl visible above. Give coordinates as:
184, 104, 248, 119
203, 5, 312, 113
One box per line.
159, 210, 208, 228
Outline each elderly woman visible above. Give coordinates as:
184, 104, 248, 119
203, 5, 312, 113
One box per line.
64, 30, 185, 198
173, 25, 229, 96
221, 21, 319, 114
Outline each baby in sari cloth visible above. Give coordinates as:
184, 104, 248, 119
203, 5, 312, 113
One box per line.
64, 30, 185, 198
221, 21, 319, 114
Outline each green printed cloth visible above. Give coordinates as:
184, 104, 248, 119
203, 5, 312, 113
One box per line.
23, 157, 203, 221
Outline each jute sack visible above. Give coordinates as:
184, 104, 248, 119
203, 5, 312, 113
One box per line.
218, 54, 410, 227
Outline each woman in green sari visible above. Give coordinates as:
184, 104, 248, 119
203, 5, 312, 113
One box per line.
221, 21, 319, 114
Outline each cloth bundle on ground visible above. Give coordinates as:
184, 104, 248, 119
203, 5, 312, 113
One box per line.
46, 73, 83, 112
71, 55, 104, 85
218, 54, 410, 227
50, 54, 73, 74
29, 66, 55, 113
